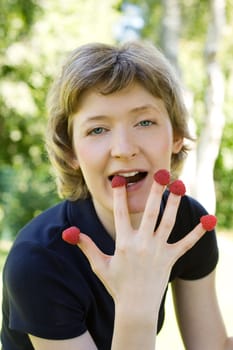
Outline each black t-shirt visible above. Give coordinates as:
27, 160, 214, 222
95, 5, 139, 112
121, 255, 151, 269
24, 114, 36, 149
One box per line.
1, 192, 219, 350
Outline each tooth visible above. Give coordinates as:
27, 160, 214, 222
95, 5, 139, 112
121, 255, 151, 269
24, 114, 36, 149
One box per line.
118, 171, 139, 177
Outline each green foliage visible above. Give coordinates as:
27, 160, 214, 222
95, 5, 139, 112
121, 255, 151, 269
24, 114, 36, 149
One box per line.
0, 165, 59, 239
215, 80, 233, 229
0, 0, 122, 239
0, 0, 232, 239
134, 0, 233, 229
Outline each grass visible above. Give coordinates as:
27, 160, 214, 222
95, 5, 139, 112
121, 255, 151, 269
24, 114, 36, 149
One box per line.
0, 232, 233, 348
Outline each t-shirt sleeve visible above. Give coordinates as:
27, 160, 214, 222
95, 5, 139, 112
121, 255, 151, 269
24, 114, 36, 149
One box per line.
4, 241, 89, 340
169, 195, 219, 281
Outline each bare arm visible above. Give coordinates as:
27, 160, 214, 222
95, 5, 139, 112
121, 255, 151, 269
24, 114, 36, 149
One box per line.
29, 331, 97, 350
172, 271, 233, 350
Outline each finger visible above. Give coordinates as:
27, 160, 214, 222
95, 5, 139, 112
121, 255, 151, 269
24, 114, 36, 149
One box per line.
155, 192, 182, 241
155, 179, 186, 241
139, 170, 170, 235
78, 233, 110, 276
171, 223, 206, 260
112, 178, 131, 240
139, 180, 164, 235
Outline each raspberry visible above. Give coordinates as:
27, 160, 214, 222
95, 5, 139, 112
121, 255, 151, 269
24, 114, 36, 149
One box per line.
153, 169, 171, 186
200, 215, 217, 231
168, 179, 186, 196
62, 226, 80, 245
111, 175, 126, 188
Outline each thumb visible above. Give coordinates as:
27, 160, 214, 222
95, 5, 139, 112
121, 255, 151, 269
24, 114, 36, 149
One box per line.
78, 232, 110, 277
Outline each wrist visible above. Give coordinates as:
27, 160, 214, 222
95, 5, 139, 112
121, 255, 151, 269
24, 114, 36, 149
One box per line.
112, 303, 158, 350
114, 300, 159, 327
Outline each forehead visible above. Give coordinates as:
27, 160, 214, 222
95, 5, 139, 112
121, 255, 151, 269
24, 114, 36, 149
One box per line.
74, 82, 168, 116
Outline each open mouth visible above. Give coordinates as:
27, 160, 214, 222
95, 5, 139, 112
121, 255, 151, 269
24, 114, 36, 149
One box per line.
109, 171, 147, 186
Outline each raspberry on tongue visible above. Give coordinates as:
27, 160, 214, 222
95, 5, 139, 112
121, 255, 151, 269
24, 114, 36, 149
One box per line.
153, 169, 170, 186
111, 175, 127, 188
168, 179, 186, 196
62, 226, 80, 245
200, 215, 217, 231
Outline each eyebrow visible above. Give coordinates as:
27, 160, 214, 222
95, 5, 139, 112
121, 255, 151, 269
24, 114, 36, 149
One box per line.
129, 104, 162, 114
81, 104, 163, 122
76, 103, 166, 124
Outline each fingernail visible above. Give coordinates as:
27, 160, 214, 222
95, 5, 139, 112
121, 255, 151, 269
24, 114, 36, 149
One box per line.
153, 169, 171, 186
62, 226, 80, 245
168, 179, 186, 196
200, 215, 217, 231
111, 175, 126, 188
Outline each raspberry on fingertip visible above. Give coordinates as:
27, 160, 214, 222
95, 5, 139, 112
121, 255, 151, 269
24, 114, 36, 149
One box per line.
62, 226, 80, 245
168, 180, 186, 196
153, 169, 171, 186
200, 215, 217, 231
111, 175, 126, 188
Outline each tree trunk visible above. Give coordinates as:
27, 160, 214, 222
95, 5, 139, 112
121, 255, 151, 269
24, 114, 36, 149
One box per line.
160, 0, 226, 214
194, 0, 226, 214
160, 0, 196, 194
160, 0, 181, 75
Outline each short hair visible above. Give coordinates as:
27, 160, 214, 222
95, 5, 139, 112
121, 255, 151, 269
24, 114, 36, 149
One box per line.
46, 41, 192, 200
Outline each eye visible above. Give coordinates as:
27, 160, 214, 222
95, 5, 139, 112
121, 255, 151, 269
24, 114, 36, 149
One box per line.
89, 127, 106, 135
137, 120, 154, 127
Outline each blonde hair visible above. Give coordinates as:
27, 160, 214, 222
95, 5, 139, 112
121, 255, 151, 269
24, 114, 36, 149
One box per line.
46, 41, 192, 200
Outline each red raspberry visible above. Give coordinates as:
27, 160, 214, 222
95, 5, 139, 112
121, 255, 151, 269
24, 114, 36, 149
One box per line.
62, 226, 80, 245
111, 175, 126, 188
200, 215, 217, 231
168, 180, 186, 196
153, 169, 171, 186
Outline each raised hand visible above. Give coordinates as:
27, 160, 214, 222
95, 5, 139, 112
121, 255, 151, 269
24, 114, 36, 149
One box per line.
62, 170, 216, 307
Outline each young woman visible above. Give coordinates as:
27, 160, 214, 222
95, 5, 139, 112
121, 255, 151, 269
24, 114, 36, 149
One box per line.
1, 41, 232, 350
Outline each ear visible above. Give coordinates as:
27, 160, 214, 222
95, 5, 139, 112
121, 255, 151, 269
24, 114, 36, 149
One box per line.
172, 136, 183, 154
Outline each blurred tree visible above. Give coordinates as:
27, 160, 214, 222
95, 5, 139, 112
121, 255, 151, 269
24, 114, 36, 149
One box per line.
125, 0, 233, 229
195, 0, 226, 213
0, 0, 122, 238
0, 0, 232, 237
160, 0, 181, 75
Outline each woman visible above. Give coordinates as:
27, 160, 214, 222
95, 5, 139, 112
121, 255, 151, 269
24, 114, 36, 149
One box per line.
1, 40, 232, 349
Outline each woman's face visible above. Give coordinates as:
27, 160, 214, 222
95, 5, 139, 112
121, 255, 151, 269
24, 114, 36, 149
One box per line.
71, 82, 183, 225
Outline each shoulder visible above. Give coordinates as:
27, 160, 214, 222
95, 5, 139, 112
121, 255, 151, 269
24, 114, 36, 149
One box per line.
3, 197, 110, 293
2, 199, 94, 294
162, 191, 209, 239
164, 190, 208, 215
10, 198, 95, 248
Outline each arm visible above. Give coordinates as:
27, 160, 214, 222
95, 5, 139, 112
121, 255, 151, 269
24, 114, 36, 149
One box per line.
172, 271, 233, 350
29, 331, 97, 350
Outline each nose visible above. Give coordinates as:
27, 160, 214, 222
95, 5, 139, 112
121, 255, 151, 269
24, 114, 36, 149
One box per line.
110, 128, 138, 159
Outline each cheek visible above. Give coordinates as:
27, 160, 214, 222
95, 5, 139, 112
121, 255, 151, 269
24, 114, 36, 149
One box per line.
149, 133, 173, 155
74, 140, 106, 170
161, 126, 174, 153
